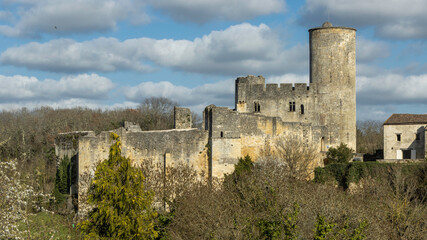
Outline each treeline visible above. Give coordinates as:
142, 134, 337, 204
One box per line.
0, 97, 184, 193
356, 120, 383, 154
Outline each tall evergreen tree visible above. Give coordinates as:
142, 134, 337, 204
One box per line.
79, 133, 158, 239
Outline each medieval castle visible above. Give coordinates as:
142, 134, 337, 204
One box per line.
55, 22, 357, 204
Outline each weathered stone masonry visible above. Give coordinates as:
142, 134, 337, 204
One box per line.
55, 22, 357, 209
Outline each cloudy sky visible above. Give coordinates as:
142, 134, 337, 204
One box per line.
0, 0, 426, 121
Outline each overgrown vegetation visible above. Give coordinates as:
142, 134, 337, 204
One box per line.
325, 143, 354, 165
53, 156, 71, 204
260, 134, 319, 179
0, 158, 53, 239
160, 158, 426, 239
315, 162, 426, 191
160, 157, 373, 239
78, 133, 158, 239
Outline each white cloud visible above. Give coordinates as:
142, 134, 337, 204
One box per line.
300, 0, 427, 39
0, 0, 285, 37
149, 0, 285, 23
0, 73, 114, 103
1, 23, 308, 75
0, 38, 154, 73
124, 78, 235, 109
356, 64, 388, 77
356, 73, 427, 105
0, 10, 14, 21
0, 0, 149, 37
0, 99, 142, 112
356, 37, 389, 62
267, 74, 309, 84
356, 105, 397, 121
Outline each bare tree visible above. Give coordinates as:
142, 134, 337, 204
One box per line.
138, 97, 178, 130
357, 120, 383, 154
259, 134, 320, 180
191, 112, 203, 129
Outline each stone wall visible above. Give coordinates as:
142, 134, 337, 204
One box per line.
174, 107, 192, 129
383, 124, 426, 159
55, 131, 95, 164
55, 125, 210, 209
205, 105, 326, 178
120, 128, 209, 172
235, 75, 319, 125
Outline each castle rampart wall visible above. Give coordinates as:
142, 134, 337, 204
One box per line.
121, 128, 209, 172
206, 105, 327, 178
63, 127, 209, 208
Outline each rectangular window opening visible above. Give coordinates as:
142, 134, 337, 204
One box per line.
396, 134, 401, 142
289, 101, 296, 112
254, 102, 260, 112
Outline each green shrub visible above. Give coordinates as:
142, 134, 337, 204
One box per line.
314, 163, 347, 187
78, 133, 158, 239
325, 143, 353, 165
257, 203, 299, 240
224, 155, 253, 184
314, 215, 367, 240
315, 161, 427, 191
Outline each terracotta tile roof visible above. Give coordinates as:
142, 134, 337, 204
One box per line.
384, 114, 427, 125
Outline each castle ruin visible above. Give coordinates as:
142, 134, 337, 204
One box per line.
55, 22, 357, 208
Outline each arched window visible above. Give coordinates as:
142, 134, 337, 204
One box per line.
321, 137, 325, 151
300, 104, 304, 114
220, 131, 224, 138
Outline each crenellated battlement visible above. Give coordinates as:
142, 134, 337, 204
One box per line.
236, 75, 265, 85
236, 78, 315, 101
235, 75, 321, 122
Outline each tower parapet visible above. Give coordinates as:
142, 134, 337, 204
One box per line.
235, 75, 315, 114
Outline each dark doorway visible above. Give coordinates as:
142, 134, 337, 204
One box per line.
402, 149, 411, 159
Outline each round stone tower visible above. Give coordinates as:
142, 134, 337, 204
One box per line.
309, 22, 356, 150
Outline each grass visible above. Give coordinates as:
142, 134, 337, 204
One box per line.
19, 211, 79, 239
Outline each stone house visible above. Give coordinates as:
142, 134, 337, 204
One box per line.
383, 114, 427, 160
55, 22, 357, 208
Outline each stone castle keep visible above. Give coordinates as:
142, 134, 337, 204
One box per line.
55, 22, 357, 203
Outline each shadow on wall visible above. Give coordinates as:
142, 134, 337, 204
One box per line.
394, 126, 425, 159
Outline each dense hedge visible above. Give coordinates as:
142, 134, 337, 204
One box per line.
314, 161, 426, 189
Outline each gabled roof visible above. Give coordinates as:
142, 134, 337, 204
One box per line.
384, 114, 427, 125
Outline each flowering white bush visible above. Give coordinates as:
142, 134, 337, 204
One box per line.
0, 158, 52, 239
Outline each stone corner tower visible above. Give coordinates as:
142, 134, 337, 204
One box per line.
309, 21, 357, 151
